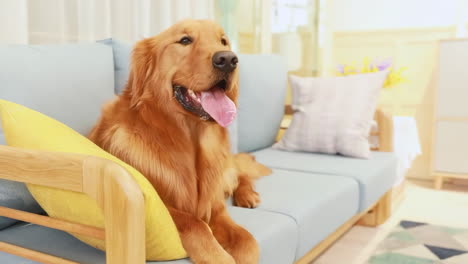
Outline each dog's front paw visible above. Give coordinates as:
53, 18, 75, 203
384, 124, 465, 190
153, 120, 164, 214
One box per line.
234, 189, 260, 208
196, 250, 235, 264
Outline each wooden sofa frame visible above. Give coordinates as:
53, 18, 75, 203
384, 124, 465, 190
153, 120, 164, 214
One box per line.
0, 109, 398, 264
0, 148, 145, 264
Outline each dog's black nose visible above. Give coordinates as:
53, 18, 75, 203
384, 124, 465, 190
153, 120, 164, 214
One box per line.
212, 51, 238, 73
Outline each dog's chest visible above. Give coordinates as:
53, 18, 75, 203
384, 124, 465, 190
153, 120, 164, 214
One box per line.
116, 123, 230, 216
192, 126, 230, 219
195, 126, 229, 181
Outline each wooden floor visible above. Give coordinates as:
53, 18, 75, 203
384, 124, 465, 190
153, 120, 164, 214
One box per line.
311, 179, 468, 264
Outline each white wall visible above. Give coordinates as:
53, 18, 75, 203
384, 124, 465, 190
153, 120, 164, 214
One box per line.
319, 0, 468, 75
328, 0, 466, 32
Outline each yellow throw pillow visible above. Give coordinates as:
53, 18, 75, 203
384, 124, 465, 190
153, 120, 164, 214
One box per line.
0, 99, 186, 260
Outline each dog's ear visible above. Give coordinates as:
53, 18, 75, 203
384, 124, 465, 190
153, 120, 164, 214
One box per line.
127, 39, 157, 108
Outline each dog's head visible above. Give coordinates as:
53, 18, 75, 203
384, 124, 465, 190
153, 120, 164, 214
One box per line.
127, 19, 238, 127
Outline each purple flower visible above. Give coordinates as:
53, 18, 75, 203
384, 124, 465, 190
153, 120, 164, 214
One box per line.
373, 58, 392, 71
337, 64, 345, 73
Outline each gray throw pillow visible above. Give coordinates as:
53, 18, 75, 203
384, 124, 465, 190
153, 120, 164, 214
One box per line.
274, 71, 388, 159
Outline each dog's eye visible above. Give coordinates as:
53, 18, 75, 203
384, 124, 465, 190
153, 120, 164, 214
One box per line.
179, 36, 192, 45
221, 38, 228, 46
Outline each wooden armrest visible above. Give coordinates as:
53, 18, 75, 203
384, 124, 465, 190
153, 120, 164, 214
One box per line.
0, 145, 145, 264
373, 108, 394, 152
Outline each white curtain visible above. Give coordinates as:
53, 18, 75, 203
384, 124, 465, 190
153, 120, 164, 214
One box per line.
0, 0, 215, 44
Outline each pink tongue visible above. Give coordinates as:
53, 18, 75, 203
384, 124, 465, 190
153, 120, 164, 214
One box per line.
200, 88, 237, 127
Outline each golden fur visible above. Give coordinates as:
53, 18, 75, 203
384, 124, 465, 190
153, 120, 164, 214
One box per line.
89, 20, 270, 264
224, 153, 272, 208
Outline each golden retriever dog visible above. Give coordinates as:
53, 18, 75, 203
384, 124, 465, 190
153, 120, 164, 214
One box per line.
89, 20, 269, 264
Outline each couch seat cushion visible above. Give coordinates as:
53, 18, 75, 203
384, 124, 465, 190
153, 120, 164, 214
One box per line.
0, 207, 298, 264
226, 207, 298, 264
250, 168, 360, 259
252, 147, 398, 211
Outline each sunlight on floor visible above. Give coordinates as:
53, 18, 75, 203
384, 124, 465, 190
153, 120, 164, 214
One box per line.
312, 180, 468, 264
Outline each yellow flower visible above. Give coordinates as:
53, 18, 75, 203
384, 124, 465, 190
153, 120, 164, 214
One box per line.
336, 58, 407, 89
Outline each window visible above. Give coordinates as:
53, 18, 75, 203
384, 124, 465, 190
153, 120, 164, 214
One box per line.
271, 0, 310, 33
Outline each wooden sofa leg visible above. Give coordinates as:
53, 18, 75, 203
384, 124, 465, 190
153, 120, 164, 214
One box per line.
357, 190, 392, 227
434, 175, 444, 190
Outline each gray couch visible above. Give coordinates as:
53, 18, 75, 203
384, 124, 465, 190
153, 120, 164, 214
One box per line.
0, 41, 398, 264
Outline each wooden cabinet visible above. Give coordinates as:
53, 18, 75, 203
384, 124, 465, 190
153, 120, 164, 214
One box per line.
433, 39, 468, 189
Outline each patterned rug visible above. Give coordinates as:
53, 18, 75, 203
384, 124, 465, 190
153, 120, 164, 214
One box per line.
367, 221, 468, 264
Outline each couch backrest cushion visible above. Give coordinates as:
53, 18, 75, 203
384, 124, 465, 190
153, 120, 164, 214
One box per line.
98, 39, 132, 95
237, 55, 287, 152
0, 43, 115, 141
0, 180, 44, 230
0, 43, 115, 229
